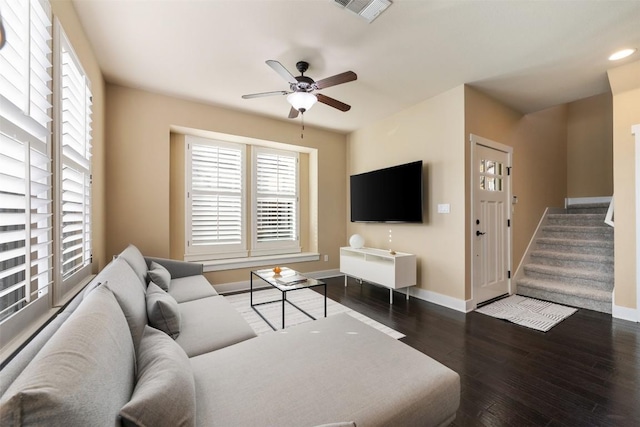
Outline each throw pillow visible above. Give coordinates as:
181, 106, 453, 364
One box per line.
120, 325, 195, 427
146, 282, 181, 339
118, 244, 149, 287
105, 258, 149, 352
148, 261, 171, 291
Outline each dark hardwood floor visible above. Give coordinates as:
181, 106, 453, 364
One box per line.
316, 277, 640, 427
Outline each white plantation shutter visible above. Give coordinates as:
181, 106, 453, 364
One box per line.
252, 148, 300, 255
1, 0, 29, 111
0, 0, 53, 324
186, 137, 246, 259
0, 128, 53, 322
57, 26, 92, 282
29, 0, 53, 128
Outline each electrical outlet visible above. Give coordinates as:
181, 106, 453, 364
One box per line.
324, 254, 329, 262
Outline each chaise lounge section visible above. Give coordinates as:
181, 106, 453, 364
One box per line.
1, 244, 460, 426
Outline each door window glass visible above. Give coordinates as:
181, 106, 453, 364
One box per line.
479, 159, 504, 191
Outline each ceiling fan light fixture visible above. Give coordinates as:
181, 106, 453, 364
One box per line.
287, 91, 317, 113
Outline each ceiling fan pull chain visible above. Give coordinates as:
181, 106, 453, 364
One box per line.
301, 113, 304, 139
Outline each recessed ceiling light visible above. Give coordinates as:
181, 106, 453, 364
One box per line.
608, 48, 637, 61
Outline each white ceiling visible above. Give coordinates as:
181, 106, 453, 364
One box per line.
71, 0, 640, 134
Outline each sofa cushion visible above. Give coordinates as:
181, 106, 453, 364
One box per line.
175, 296, 256, 357
119, 244, 149, 287
148, 261, 171, 291
0, 312, 71, 397
120, 326, 195, 427
145, 256, 203, 279
0, 285, 135, 426
80, 277, 103, 300
189, 313, 460, 427
146, 282, 181, 339
104, 257, 149, 351
169, 275, 218, 303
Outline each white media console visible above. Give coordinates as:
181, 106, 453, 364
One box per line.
339, 247, 417, 304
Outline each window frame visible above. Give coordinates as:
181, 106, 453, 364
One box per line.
184, 136, 247, 261
183, 136, 305, 263
0, 0, 55, 348
53, 18, 93, 297
251, 146, 301, 256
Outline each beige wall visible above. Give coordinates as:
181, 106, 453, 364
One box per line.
464, 87, 521, 297
509, 106, 569, 263
347, 86, 467, 301
567, 93, 613, 198
346, 85, 571, 304
608, 60, 640, 310
464, 87, 568, 299
169, 133, 186, 260
105, 85, 347, 284
51, 1, 107, 271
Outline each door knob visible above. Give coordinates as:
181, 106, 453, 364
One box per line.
476, 231, 486, 236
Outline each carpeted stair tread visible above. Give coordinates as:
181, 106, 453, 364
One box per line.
535, 237, 613, 249
565, 204, 609, 214
548, 213, 605, 219
540, 225, 613, 241
530, 250, 613, 264
516, 279, 612, 314
516, 277, 612, 302
542, 225, 613, 234
523, 264, 613, 290
566, 202, 610, 209
547, 214, 607, 226
529, 250, 614, 274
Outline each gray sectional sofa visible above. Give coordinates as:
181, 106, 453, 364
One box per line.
0, 244, 460, 426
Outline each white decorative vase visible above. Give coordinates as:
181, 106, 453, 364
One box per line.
349, 234, 365, 249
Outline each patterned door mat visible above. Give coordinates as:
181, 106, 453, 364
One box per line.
476, 295, 577, 332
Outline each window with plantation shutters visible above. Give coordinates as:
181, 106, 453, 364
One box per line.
0, 0, 53, 325
56, 24, 92, 285
252, 148, 300, 255
185, 136, 246, 259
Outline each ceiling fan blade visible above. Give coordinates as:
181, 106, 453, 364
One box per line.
315, 71, 357, 90
288, 107, 299, 119
242, 90, 289, 99
316, 93, 351, 112
266, 60, 297, 84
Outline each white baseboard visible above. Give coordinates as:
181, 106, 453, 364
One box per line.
565, 196, 612, 207
410, 287, 469, 313
214, 280, 266, 294
305, 269, 342, 280
612, 304, 639, 323
214, 269, 469, 313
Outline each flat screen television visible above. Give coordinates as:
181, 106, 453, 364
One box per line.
350, 160, 423, 223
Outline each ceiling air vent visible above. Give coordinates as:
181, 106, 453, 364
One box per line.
333, 0, 392, 23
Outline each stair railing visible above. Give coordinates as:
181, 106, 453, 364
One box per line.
604, 196, 614, 227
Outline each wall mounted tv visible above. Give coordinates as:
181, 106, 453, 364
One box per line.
350, 160, 423, 223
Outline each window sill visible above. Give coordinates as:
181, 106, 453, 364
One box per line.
202, 252, 320, 272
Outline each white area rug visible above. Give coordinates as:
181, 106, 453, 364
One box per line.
476, 295, 577, 332
224, 288, 405, 339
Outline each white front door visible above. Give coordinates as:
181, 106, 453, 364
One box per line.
472, 135, 512, 305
